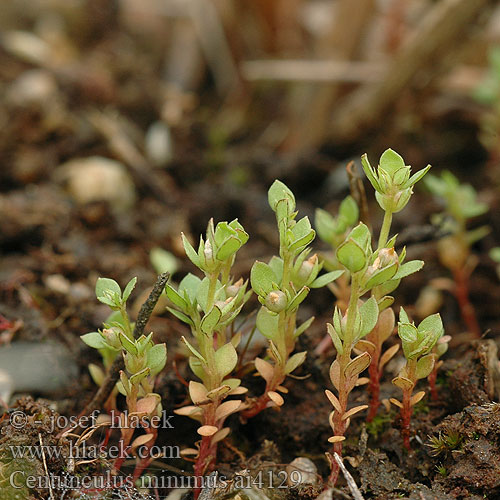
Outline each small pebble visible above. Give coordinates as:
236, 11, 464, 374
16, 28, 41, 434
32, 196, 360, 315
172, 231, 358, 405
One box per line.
145, 120, 173, 166
57, 156, 136, 212
286, 457, 318, 486
0, 342, 78, 404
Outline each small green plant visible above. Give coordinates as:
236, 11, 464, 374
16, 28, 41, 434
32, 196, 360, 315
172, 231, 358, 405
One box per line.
81, 277, 167, 480
165, 218, 251, 478
326, 149, 430, 484
424, 171, 488, 337
391, 308, 444, 450
243, 181, 341, 418
81, 277, 139, 410
314, 195, 359, 355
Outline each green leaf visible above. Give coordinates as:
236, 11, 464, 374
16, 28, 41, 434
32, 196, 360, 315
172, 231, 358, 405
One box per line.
214, 221, 235, 246
130, 367, 151, 385
361, 154, 380, 191
364, 262, 398, 289
337, 238, 366, 273
359, 297, 379, 338
216, 236, 241, 261
250, 261, 276, 296
268, 180, 296, 212
96, 277, 121, 305
200, 306, 222, 334
379, 149, 405, 175
181, 336, 206, 363
349, 223, 371, 250
286, 286, 309, 311
215, 343, 238, 378
165, 284, 188, 310
150, 247, 179, 275
404, 165, 431, 189
416, 354, 435, 379
289, 227, 315, 252
315, 208, 336, 244
189, 356, 206, 381
268, 256, 284, 283
285, 351, 307, 374
327, 323, 343, 354
81, 332, 108, 349
398, 323, 418, 344
310, 270, 344, 288
120, 371, 130, 395
166, 307, 193, 326
181, 233, 200, 267
339, 195, 359, 226
179, 273, 201, 303
96, 277, 121, 298
399, 307, 411, 324
418, 313, 444, 339
256, 306, 279, 339
229, 219, 249, 244
122, 277, 137, 302
119, 331, 138, 355
392, 260, 424, 280
294, 316, 314, 338
147, 343, 167, 376
377, 295, 394, 311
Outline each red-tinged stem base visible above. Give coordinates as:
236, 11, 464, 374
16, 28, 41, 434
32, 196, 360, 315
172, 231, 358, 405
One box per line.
240, 392, 271, 420
429, 365, 439, 402
367, 360, 381, 423
453, 268, 481, 338
401, 390, 412, 451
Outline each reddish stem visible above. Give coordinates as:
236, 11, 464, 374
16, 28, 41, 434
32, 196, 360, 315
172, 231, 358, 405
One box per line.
193, 406, 218, 499
428, 365, 439, 401
132, 427, 158, 481
240, 392, 270, 420
401, 389, 412, 451
452, 267, 480, 338
327, 387, 348, 486
367, 351, 381, 422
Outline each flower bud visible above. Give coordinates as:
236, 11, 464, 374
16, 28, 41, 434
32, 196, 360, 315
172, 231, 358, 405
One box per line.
226, 278, 243, 297
375, 247, 398, 269
101, 328, 121, 350
203, 239, 214, 263
297, 254, 318, 283
265, 291, 287, 313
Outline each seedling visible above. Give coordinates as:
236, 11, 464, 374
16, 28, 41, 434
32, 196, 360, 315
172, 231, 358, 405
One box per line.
242, 180, 341, 418
314, 195, 359, 354
424, 171, 489, 337
391, 307, 443, 450
166, 219, 251, 478
326, 149, 430, 483
81, 277, 138, 410
81, 277, 167, 479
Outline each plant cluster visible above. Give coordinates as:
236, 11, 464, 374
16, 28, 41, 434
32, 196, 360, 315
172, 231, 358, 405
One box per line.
79, 149, 466, 492
81, 277, 167, 479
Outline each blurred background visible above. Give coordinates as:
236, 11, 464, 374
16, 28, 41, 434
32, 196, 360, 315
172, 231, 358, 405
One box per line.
1, 0, 500, 356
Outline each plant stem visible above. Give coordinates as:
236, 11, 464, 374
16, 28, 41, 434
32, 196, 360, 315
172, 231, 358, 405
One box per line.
428, 363, 439, 401
400, 359, 416, 451
367, 351, 381, 422
377, 209, 393, 250
452, 267, 480, 338
328, 273, 361, 486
